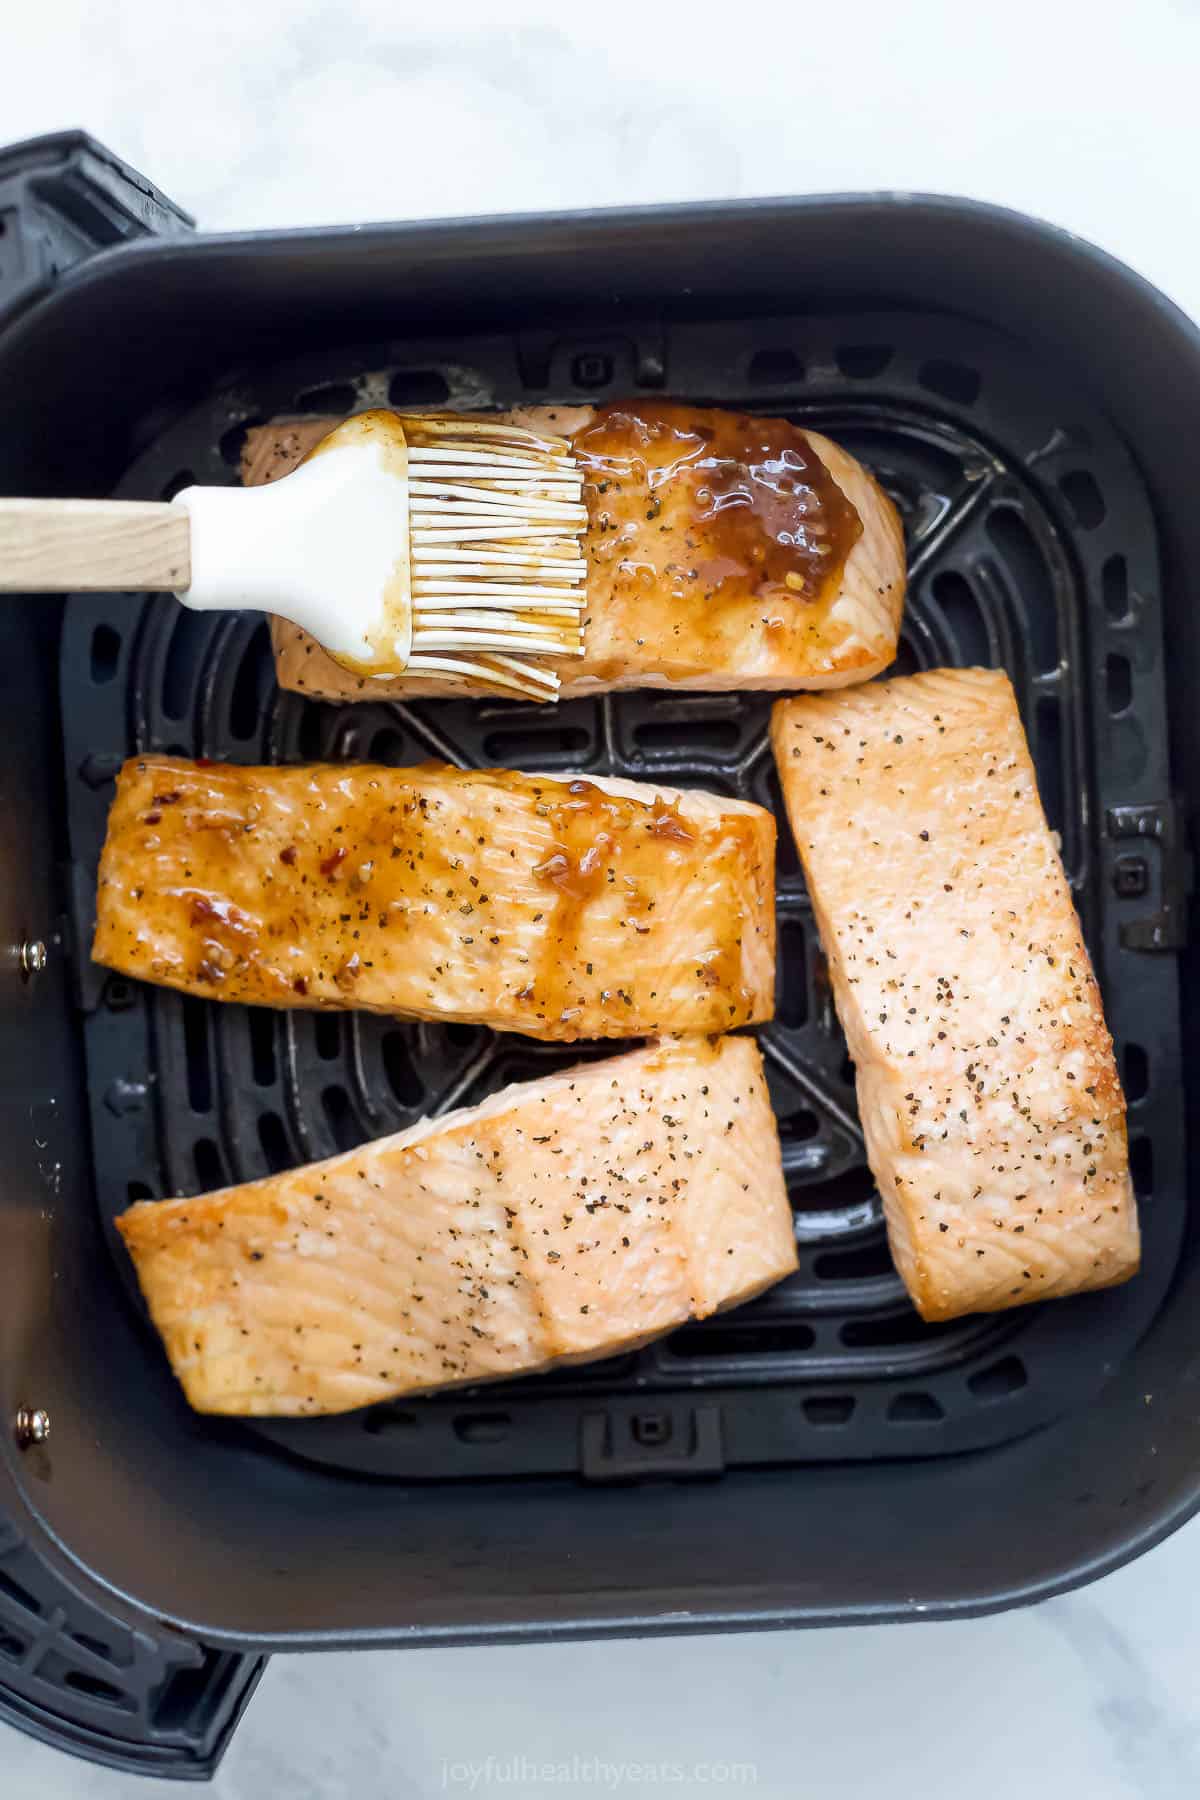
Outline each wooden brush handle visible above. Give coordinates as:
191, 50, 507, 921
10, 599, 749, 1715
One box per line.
0, 499, 192, 591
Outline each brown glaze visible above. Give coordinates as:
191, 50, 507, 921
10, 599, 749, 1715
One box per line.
559, 402, 871, 688
93, 757, 775, 1042
575, 400, 862, 602
527, 780, 712, 1029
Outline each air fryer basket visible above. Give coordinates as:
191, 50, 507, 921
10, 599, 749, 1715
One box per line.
63, 310, 1182, 1480
1, 134, 1197, 1778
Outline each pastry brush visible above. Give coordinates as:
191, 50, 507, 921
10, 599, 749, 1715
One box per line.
0, 409, 588, 701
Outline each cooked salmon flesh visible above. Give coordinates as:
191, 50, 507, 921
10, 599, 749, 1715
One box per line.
117, 1035, 797, 1415
247, 403, 905, 702
771, 668, 1139, 1322
93, 757, 775, 1041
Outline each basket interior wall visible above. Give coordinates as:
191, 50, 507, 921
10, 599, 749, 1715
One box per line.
0, 199, 1195, 1642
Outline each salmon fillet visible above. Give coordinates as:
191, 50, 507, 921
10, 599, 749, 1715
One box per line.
116, 1035, 797, 1416
245, 403, 905, 702
771, 668, 1139, 1322
92, 756, 775, 1041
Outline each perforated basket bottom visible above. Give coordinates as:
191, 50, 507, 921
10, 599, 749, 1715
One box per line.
61, 310, 1184, 1479
0, 1515, 262, 1773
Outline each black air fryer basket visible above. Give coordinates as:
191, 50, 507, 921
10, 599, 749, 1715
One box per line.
0, 132, 1196, 1778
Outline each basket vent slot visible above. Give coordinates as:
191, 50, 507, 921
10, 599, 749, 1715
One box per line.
967, 1356, 1028, 1399
887, 1392, 945, 1423
1103, 554, 1131, 623
1059, 469, 1105, 529
294, 382, 356, 415
747, 348, 803, 385
388, 370, 452, 408
918, 359, 981, 406
803, 1395, 855, 1426
90, 623, 121, 684
836, 344, 892, 379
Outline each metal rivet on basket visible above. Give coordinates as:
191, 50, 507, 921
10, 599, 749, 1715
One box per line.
13, 1407, 50, 1449
19, 940, 47, 978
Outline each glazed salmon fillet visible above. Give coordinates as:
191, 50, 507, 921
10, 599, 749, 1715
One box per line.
244, 403, 905, 701
116, 1035, 797, 1415
771, 668, 1139, 1322
92, 756, 775, 1041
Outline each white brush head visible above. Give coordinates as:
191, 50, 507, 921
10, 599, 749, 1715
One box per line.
172, 410, 588, 702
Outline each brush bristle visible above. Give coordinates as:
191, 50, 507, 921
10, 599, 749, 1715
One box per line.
402, 419, 587, 701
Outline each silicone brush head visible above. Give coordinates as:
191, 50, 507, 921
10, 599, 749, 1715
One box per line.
175, 409, 588, 701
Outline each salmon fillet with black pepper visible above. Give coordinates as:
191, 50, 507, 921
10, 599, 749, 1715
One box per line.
771, 668, 1139, 1322
92, 757, 775, 1041
116, 1035, 797, 1415
245, 402, 905, 701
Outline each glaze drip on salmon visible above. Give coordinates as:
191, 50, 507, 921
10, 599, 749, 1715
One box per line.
571, 402, 864, 681
771, 668, 1139, 1322
92, 757, 775, 1041
116, 1036, 798, 1416
248, 403, 905, 701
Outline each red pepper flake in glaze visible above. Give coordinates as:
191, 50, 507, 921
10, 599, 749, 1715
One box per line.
320, 846, 347, 879
292, 976, 308, 996
334, 954, 361, 991
279, 846, 298, 866
144, 811, 163, 825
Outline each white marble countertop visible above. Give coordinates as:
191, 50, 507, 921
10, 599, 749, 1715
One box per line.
6, 2, 1200, 1795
